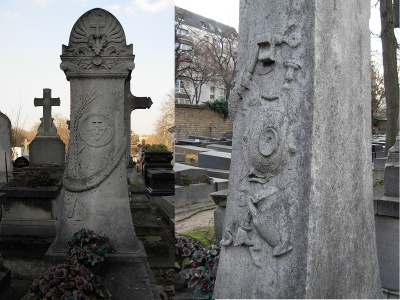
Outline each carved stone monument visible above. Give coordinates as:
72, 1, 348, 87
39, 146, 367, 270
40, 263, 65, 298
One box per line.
29, 89, 65, 167
214, 1, 382, 298
46, 9, 160, 298
51, 8, 141, 255
0, 112, 12, 182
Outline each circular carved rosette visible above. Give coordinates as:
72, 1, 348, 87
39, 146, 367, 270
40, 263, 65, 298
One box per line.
79, 114, 115, 148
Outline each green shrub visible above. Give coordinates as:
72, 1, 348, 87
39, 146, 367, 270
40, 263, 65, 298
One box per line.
204, 99, 229, 119
143, 144, 169, 152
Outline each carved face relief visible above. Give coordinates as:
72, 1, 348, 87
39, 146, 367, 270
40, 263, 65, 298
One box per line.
80, 114, 115, 147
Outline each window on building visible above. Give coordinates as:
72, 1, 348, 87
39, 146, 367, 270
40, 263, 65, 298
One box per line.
175, 80, 180, 93
201, 21, 207, 29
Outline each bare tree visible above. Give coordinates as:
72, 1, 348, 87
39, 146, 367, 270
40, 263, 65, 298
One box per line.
175, 7, 238, 105
371, 58, 386, 130
380, 0, 399, 155
200, 23, 238, 100
151, 91, 175, 149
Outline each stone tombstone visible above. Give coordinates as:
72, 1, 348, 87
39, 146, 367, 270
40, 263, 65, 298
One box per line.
0, 112, 12, 179
29, 89, 65, 167
52, 8, 139, 254
214, 1, 382, 299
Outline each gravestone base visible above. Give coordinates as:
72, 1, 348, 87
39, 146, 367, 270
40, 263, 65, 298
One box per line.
0, 179, 64, 238
45, 242, 160, 299
29, 136, 65, 167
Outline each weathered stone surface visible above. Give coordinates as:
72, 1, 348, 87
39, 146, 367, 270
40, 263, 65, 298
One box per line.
52, 8, 139, 255
29, 137, 65, 167
375, 215, 399, 291
214, 1, 382, 298
0, 112, 12, 180
198, 151, 231, 170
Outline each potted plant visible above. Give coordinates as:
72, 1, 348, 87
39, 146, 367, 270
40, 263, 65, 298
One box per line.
66, 228, 116, 272
29, 263, 111, 299
143, 144, 173, 166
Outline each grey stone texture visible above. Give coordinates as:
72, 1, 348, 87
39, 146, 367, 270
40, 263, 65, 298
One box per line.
206, 144, 232, 153
52, 8, 140, 256
375, 215, 399, 291
373, 185, 399, 292
0, 112, 13, 178
29, 137, 65, 167
198, 151, 231, 170
210, 189, 228, 241
214, 1, 382, 298
174, 163, 207, 181
175, 153, 186, 162
384, 136, 399, 197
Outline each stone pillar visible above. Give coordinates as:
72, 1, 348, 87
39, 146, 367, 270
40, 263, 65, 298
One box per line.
214, 1, 382, 298
52, 8, 138, 254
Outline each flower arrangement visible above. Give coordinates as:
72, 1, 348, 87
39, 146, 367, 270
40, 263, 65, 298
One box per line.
188, 243, 221, 299
175, 234, 200, 271
175, 173, 192, 186
67, 229, 116, 267
29, 263, 110, 300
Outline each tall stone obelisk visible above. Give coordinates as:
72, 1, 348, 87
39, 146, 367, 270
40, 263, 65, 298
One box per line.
52, 8, 139, 254
214, 1, 382, 298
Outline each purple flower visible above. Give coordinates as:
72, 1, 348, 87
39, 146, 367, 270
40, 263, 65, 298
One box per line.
55, 267, 68, 279
76, 290, 90, 300
75, 275, 86, 289
65, 280, 75, 289
40, 283, 51, 294
50, 278, 60, 286
181, 247, 192, 257
83, 281, 93, 292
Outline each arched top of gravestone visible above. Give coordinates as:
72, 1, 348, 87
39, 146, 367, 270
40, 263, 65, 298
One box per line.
0, 111, 12, 143
61, 8, 135, 79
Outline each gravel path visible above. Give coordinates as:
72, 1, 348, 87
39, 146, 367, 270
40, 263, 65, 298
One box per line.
175, 205, 216, 233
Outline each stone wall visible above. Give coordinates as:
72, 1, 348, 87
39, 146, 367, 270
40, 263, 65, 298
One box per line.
175, 104, 232, 139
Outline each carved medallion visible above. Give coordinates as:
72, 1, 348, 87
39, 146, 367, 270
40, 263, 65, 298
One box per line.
259, 128, 278, 156
79, 114, 115, 148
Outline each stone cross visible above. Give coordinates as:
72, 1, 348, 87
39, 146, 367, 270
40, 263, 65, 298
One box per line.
34, 89, 60, 133
124, 81, 152, 165
90, 15, 106, 36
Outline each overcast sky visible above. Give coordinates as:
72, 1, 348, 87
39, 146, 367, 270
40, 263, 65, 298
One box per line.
0, 0, 174, 135
1, 0, 398, 135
